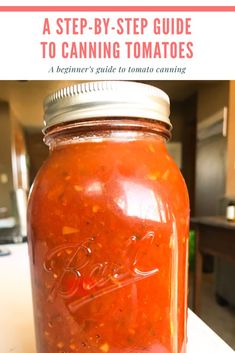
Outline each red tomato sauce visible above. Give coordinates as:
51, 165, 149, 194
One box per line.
27, 136, 189, 353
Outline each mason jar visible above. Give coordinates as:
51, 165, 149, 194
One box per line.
27, 81, 189, 353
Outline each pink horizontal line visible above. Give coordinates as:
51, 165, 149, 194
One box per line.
0, 6, 235, 12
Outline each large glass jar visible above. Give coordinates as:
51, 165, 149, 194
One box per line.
27, 81, 189, 353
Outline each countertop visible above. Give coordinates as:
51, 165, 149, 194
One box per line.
190, 216, 235, 230
0, 243, 234, 353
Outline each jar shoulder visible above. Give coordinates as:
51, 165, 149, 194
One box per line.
28, 140, 189, 224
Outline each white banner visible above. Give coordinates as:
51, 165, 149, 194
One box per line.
0, 3, 235, 79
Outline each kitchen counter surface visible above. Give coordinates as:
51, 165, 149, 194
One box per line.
0, 243, 234, 353
190, 216, 235, 230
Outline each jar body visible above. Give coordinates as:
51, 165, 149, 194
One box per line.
27, 128, 189, 353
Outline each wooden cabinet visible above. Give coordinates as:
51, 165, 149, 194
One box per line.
226, 81, 235, 197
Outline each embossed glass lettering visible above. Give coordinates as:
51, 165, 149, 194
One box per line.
44, 232, 159, 309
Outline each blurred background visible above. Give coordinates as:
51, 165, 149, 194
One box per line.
0, 80, 234, 347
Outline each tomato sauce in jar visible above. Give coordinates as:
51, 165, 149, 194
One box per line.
27, 81, 189, 353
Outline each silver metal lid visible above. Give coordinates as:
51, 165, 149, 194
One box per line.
44, 81, 171, 130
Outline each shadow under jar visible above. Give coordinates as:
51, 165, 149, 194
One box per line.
27, 81, 189, 353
